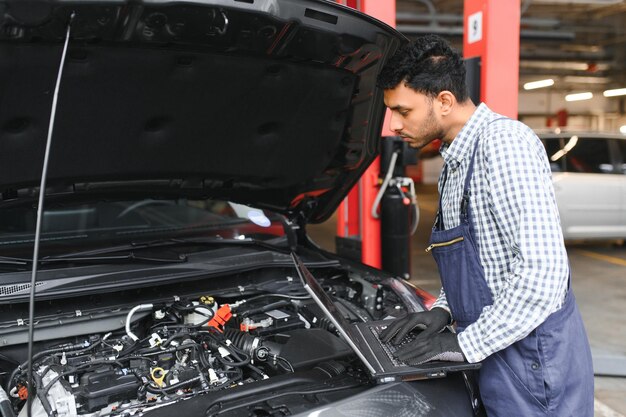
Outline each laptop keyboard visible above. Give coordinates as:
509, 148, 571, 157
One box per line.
369, 324, 418, 367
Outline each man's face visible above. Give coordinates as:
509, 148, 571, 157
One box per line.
383, 83, 444, 149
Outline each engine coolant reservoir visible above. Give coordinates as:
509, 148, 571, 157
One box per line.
185, 297, 218, 325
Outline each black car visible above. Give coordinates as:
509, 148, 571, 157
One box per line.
0, 1, 482, 416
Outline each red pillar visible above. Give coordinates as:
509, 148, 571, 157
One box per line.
336, 0, 396, 269
463, 0, 520, 118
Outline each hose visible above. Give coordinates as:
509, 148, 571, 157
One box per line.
239, 300, 291, 317
126, 304, 154, 342
32, 370, 54, 417
371, 151, 399, 219
0, 386, 15, 417
371, 150, 420, 235
6, 340, 98, 392
406, 179, 419, 235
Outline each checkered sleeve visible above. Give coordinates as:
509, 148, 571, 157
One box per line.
431, 288, 450, 313
457, 124, 570, 363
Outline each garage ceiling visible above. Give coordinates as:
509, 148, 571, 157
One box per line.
395, 0, 626, 93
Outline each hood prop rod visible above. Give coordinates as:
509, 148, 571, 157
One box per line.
26, 12, 75, 417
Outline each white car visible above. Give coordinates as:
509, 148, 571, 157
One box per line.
538, 132, 626, 240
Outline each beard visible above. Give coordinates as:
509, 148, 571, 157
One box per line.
404, 103, 444, 149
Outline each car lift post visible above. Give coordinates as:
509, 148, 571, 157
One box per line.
463, 0, 520, 117
335, 0, 396, 270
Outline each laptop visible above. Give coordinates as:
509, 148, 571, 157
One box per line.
291, 253, 481, 384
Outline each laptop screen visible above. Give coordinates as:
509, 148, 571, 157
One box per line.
291, 252, 379, 374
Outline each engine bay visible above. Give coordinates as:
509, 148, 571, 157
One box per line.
0, 267, 419, 417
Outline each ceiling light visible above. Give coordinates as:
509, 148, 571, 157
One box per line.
560, 45, 601, 53
603, 88, 626, 97
524, 79, 554, 90
563, 76, 610, 84
533, 0, 621, 4
520, 61, 610, 71
620, 125, 626, 135
565, 92, 593, 102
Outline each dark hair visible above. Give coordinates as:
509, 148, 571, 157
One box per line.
377, 35, 468, 102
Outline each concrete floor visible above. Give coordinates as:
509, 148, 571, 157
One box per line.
308, 184, 626, 417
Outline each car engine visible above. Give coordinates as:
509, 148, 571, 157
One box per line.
0, 271, 415, 417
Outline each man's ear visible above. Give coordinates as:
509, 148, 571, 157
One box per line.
437, 91, 456, 116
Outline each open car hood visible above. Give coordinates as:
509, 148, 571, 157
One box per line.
0, 0, 405, 223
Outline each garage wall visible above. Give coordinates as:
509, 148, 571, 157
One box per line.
519, 91, 625, 132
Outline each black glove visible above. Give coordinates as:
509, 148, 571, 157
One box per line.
394, 332, 465, 365
379, 307, 451, 345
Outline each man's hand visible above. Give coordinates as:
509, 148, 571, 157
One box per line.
379, 307, 451, 345
394, 332, 465, 365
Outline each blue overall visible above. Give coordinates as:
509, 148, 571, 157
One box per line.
429, 127, 594, 417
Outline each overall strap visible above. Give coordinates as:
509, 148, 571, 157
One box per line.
460, 116, 510, 223
459, 140, 480, 223
434, 164, 449, 230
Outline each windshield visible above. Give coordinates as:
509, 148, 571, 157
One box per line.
0, 198, 284, 257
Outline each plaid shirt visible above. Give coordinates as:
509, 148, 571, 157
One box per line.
431, 103, 569, 363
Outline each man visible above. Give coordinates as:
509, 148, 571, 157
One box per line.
377, 35, 593, 417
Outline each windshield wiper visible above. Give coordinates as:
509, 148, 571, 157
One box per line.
0, 256, 29, 266
45, 253, 187, 264
47, 236, 290, 259
0, 237, 288, 269
0, 252, 187, 267
171, 237, 290, 253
